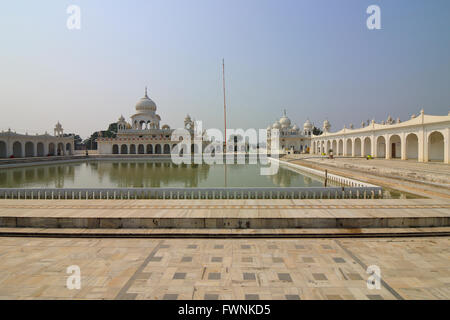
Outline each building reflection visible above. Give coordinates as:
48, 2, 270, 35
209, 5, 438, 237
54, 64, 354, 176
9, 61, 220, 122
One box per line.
94, 161, 210, 188
1, 164, 75, 188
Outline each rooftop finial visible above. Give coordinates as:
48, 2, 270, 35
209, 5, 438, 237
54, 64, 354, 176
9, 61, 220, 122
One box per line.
145, 86, 148, 97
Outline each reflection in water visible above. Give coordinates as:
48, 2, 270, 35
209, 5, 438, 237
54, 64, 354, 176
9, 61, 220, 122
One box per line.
0, 160, 330, 188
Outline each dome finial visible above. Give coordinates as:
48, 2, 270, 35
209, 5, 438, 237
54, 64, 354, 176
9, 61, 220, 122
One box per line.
145, 86, 148, 98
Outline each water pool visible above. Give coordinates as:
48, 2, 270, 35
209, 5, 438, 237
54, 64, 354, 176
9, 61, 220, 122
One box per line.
0, 160, 334, 189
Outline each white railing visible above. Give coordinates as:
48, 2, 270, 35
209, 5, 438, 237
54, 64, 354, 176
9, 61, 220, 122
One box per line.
270, 157, 379, 188
0, 186, 382, 200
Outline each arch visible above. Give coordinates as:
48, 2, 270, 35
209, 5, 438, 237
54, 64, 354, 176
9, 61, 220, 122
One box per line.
406, 133, 419, 160
338, 139, 343, 156
48, 143, 55, 156
326, 141, 331, 154
112, 144, 119, 154
120, 144, 128, 154
37, 142, 44, 157
389, 134, 401, 159
138, 144, 145, 154
155, 144, 162, 154
146, 144, 153, 154
354, 138, 361, 157
57, 143, 64, 156
163, 144, 171, 154
428, 131, 444, 162
130, 144, 136, 154
376, 136, 386, 158
65, 143, 72, 155
13, 141, 22, 158
332, 140, 337, 154
345, 139, 352, 156
363, 137, 371, 156
25, 142, 34, 157
0, 141, 6, 158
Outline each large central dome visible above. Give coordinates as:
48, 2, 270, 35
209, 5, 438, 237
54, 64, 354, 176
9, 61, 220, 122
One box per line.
135, 88, 157, 113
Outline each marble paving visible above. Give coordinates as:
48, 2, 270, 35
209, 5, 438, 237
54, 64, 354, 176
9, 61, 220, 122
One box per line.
0, 236, 448, 300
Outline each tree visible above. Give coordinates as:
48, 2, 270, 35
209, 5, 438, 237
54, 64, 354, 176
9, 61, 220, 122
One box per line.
64, 133, 83, 150
312, 126, 323, 136
84, 123, 118, 150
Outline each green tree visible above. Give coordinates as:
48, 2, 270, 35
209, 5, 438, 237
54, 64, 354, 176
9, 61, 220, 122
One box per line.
312, 126, 323, 136
84, 123, 118, 150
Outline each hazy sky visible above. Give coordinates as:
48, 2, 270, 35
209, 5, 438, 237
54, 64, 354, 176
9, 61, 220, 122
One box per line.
0, 0, 449, 138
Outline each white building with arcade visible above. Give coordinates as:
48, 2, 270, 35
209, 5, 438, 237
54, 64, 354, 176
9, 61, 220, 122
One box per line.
310, 110, 450, 164
0, 123, 74, 158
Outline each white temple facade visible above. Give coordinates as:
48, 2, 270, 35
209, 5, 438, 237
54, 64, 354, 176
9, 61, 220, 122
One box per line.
310, 110, 450, 164
0, 123, 74, 158
97, 89, 196, 155
267, 110, 313, 153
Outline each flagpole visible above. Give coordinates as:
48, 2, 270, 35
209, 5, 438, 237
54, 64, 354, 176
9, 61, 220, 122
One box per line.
222, 59, 227, 188
222, 58, 227, 153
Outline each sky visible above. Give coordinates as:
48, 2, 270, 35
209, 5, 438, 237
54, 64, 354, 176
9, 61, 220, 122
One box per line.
0, 0, 449, 138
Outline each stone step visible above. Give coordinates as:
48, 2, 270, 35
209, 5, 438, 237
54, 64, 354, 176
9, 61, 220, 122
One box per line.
1, 227, 449, 238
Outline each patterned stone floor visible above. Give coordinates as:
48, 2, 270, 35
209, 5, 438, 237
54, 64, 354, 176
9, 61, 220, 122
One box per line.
0, 236, 448, 300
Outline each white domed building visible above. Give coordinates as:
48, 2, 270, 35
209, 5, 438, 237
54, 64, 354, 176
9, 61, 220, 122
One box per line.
266, 110, 313, 154
97, 88, 196, 155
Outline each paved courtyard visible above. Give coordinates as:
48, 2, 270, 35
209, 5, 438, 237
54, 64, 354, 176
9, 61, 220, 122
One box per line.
284, 156, 450, 198
0, 236, 449, 300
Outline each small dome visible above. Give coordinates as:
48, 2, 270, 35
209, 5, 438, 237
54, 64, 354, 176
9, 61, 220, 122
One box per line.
323, 120, 331, 131
279, 110, 291, 128
162, 124, 170, 130
292, 124, 299, 131
303, 119, 312, 130
272, 121, 281, 129
135, 88, 157, 113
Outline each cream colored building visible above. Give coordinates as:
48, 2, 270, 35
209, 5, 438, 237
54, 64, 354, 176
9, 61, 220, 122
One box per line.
97, 89, 196, 155
311, 110, 450, 164
267, 110, 313, 153
0, 123, 74, 158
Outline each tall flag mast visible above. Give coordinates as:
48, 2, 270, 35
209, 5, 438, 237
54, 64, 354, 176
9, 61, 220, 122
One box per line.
222, 58, 227, 152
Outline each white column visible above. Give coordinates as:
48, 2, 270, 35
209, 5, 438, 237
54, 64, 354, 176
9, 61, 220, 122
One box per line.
401, 133, 406, 160
361, 139, 365, 157
371, 135, 376, 157
385, 135, 391, 159
351, 138, 355, 157
6, 140, 12, 157
418, 128, 425, 162
445, 127, 450, 164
